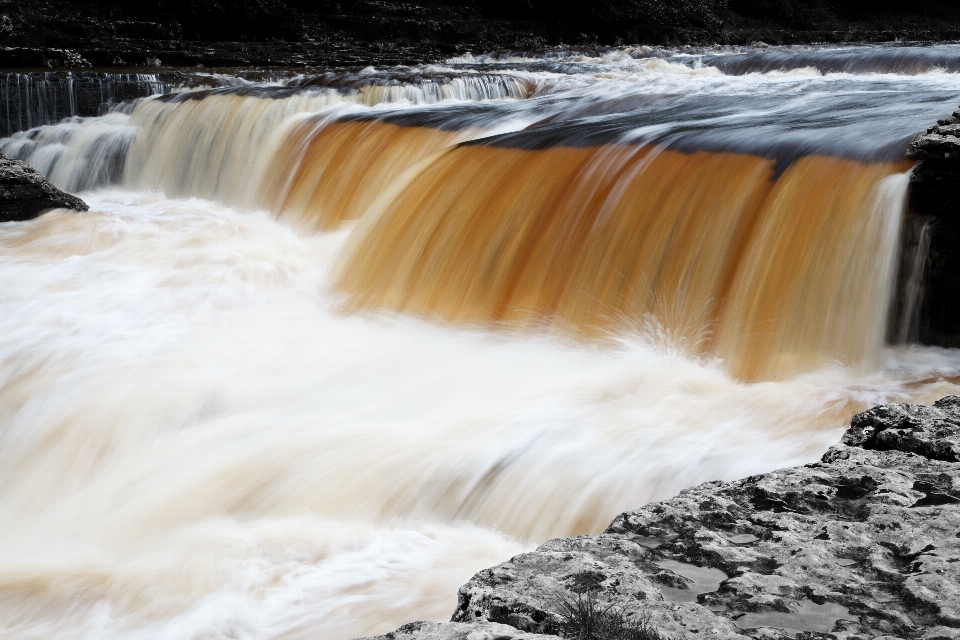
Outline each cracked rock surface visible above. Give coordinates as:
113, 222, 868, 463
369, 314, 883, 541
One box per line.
371, 398, 960, 640
0, 151, 88, 222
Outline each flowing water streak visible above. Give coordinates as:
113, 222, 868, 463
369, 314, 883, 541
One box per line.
124, 92, 360, 207
893, 215, 934, 344
263, 118, 482, 230
0, 113, 138, 193
716, 163, 912, 379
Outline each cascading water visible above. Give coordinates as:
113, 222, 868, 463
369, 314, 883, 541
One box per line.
1, 72, 184, 137
3, 43, 960, 640
0, 72, 534, 202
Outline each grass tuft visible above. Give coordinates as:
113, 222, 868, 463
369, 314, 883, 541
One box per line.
553, 591, 667, 640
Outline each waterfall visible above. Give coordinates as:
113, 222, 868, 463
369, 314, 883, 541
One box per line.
333, 140, 912, 380
0, 65, 931, 380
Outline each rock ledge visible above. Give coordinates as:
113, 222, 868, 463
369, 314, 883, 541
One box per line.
0, 152, 88, 222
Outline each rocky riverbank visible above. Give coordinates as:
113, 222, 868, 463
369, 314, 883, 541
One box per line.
364, 398, 960, 640
3, 0, 960, 70
0, 151, 88, 222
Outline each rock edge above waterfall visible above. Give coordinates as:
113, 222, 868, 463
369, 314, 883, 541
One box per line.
363, 399, 960, 640
0, 151, 88, 222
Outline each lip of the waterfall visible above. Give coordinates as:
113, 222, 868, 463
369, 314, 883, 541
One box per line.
695, 42, 960, 76
237, 69, 960, 164
452, 106, 922, 166
150, 72, 536, 104
329, 103, 533, 132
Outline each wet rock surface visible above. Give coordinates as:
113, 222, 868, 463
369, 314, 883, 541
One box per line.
0, 151, 88, 222
394, 398, 960, 640
909, 111, 960, 162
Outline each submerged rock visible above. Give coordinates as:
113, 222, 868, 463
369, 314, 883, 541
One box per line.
0, 152, 88, 222
372, 398, 960, 640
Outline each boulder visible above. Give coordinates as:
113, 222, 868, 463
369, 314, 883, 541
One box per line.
374, 398, 960, 640
0, 152, 88, 223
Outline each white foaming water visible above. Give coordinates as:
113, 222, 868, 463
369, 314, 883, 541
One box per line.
2, 191, 960, 639
0, 112, 137, 193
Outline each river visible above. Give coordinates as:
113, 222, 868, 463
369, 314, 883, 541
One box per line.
2, 43, 960, 639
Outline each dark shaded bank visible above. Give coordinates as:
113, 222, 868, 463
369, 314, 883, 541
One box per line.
0, 151, 87, 222
3, 0, 960, 69
362, 398, 960, 640
906, 116, 960, 349
0, 72, 187, 138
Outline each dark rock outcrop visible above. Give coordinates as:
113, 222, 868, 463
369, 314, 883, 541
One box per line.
3, 0, 960, 71
905, 110, 960, 348
0, 152, 88, 222
371, 398, 960, 640
0, 71, 188, 138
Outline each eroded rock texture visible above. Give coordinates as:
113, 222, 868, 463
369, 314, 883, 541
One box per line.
420, 398, 960, 640
0, 151, 88, 222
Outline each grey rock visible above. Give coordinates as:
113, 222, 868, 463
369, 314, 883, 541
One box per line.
0, 151, 88, 222
358, 621, 562, 640
843, 398, 960, 462
445, 398, 960, 640
908, 109, 960, 159
908, 133, 960, 160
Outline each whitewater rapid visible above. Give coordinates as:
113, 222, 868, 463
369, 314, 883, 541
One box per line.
0, 190, 958, 639
5, 43, 960, 640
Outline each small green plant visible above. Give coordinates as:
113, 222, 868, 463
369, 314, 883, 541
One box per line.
553, 591, 667, 640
